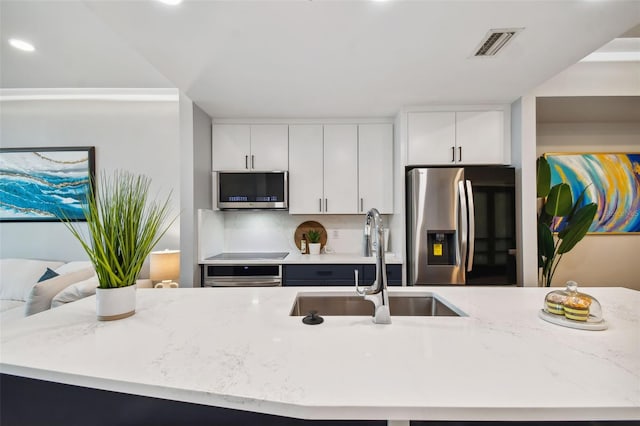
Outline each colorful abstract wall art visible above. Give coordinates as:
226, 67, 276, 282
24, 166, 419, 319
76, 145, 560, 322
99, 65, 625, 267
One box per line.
0, 147, 95, 221
546, 153, 640, 233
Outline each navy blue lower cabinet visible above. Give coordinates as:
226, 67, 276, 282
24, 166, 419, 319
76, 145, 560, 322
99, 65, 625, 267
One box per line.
1, 374, 383, 426
283, 264, 362, 286
283, 264, 401, 286
363, 264, 402, 286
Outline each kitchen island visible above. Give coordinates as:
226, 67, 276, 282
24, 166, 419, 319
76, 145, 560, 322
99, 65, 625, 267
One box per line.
1, 286, 638, 424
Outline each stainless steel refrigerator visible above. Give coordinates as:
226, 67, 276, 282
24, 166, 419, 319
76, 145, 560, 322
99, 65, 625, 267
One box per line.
406, 167, 517, 285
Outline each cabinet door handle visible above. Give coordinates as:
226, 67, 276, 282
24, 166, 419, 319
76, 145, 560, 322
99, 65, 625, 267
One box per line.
319, 198, 322, 212
325, 198, 328, 212
458, 147, 462, 162
451, 146, 455, 162
245, 155, 249, 169
360, 198, 364, 212
251, 155, 255, 169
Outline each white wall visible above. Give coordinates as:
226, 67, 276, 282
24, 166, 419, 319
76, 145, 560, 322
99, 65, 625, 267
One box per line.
178, 93, 195, 287
0, 96, 181, 278
389, 112, 407, 270
188, 103, 213, 285
533, 62, 640, 97
510, 97, 540, 287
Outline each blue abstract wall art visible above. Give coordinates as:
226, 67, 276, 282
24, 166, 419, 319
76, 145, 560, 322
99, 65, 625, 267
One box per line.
546, 152, 640, 233
0, 147, 95, 221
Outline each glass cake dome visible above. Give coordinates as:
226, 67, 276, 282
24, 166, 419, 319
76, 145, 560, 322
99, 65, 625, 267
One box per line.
539, 281, 607, 330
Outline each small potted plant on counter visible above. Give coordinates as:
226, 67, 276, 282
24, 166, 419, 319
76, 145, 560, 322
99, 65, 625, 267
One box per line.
307, 229, 322, 255
62, 170, 176, 320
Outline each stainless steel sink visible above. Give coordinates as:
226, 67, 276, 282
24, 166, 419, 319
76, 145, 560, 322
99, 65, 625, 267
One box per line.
290, 291, 465, 317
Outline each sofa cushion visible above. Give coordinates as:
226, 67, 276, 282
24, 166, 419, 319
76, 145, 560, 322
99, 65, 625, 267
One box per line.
0, 300, 26, 324
0, 299, 24, 313
0, 259, 65, 301
55, 261, 94, 275
51, 275, 99, 308
25, 267, 95, 316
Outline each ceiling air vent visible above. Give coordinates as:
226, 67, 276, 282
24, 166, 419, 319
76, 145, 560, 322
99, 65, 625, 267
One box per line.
474, 28, 523, 57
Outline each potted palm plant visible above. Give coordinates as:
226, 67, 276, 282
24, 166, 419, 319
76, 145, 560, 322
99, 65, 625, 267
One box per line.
536, 156, 597, 287
62, 171, 175, 320
307, 229, 322, 255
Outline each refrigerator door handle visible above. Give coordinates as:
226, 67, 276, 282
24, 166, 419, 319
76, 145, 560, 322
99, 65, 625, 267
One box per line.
457, 180, 468, 271
466, 180, 475, 272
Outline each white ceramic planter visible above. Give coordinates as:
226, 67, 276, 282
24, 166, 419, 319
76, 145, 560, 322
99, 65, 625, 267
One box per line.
96, 285, 136, 321
308, 243, 321, 255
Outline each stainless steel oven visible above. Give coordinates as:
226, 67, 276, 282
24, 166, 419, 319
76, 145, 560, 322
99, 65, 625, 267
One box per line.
203, 265, 282, 287
201, 252, 288, 287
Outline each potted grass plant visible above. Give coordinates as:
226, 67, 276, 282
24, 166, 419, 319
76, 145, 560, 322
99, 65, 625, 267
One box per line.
536, 156, 597, 287
307, 229, 322, 255
62, 171, 175, 320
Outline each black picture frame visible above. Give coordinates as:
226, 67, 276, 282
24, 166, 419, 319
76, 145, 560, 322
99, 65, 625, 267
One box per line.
0, 146, 96, 222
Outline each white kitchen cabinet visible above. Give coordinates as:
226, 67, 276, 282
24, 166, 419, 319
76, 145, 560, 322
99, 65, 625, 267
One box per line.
249, 125, 289, 170
212, 124, 250, 171
289, 123, 393, 215
289, 124, 358, 214
407, 110, 506, 165
358, 123, 393, 214
288, 124, 324, 214
323, 124, 358, 214
407, 112, 456, 165
455, 111, 504, 165
212, 124, 288, 171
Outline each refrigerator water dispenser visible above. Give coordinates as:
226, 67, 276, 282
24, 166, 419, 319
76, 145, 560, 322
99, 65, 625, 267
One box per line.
427, 231, 455, 265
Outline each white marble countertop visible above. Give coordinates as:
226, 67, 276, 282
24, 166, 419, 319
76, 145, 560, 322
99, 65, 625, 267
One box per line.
1, 286, 639, 422
200, 251, 403, 265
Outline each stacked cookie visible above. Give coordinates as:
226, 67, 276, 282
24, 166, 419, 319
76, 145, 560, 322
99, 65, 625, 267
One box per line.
544, 292, 592, 322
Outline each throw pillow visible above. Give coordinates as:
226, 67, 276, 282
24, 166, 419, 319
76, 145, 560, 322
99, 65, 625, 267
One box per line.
51, 275, 99, 308
55, 261, 94, 275
24, 267, 95, 316
0, 259, 65, 301
38, 268, 59, 282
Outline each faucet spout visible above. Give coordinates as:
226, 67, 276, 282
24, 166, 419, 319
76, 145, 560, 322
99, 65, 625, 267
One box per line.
355, 208, 391, 324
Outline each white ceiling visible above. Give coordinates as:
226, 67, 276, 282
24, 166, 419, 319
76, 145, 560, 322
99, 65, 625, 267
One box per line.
1, 0, 639, 119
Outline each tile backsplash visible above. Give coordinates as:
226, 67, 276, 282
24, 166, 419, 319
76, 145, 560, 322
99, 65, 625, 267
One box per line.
197, 210, 394, 257
223, 211, 375, 254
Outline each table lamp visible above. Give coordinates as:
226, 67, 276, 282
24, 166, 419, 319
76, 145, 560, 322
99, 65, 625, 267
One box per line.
150, 250, 180, 288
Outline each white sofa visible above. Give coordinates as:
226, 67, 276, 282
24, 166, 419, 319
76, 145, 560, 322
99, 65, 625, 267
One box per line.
0, 258, 99, 324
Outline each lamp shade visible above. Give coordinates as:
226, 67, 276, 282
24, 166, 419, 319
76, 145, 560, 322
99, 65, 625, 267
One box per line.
150, 250, 180, 281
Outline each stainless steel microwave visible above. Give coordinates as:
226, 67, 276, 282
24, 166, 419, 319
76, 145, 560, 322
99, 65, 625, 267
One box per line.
214, 171, 288, 210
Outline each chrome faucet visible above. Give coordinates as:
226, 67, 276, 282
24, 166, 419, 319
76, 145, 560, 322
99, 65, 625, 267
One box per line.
355, 208, 391, 324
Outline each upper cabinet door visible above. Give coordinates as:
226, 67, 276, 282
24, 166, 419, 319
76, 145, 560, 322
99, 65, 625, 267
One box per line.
455, 111, 504, 165
250, 124, 289, 171
212, 124, 251, 171
407, 112, 456, 165
288, 125, 324, 214
358, 123, 393, 214
323, 124, 358, 214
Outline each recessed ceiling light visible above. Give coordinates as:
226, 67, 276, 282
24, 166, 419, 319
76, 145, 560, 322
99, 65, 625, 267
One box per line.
155, 0, 183, 5
8, 38, 35, 52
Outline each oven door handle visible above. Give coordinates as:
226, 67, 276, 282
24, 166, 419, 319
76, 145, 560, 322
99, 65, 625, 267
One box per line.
205, 277, 281, 287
